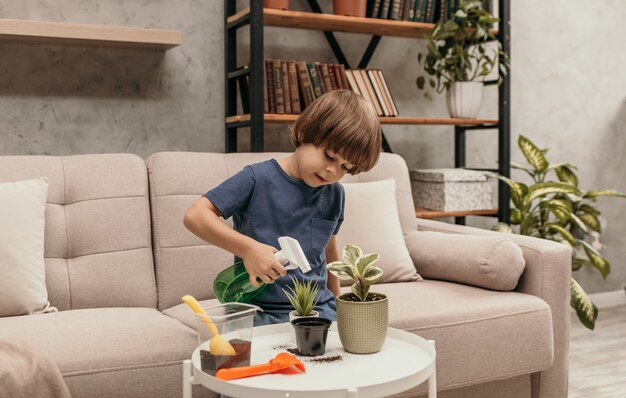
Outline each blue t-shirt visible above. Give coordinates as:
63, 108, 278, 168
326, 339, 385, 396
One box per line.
204, 159, 344, 326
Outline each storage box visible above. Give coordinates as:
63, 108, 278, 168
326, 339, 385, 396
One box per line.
410, 168, 493, 212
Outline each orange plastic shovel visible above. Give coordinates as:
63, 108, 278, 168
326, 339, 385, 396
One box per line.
215, 352, 306, 381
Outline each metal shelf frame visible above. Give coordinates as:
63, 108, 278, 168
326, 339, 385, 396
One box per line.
224, 0, 511, 224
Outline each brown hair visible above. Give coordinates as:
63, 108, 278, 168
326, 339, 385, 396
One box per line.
291, 89, 382, 174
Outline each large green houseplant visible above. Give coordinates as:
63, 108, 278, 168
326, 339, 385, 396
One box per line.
327, 244, 387, 354
491, 135, 626, 330
416, 0, 510, 118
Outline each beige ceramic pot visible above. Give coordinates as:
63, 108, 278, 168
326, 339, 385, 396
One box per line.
333, 0, 367, 17
264, 0, 290, 10
336, 292, 388, 354
446, 81, 483, 119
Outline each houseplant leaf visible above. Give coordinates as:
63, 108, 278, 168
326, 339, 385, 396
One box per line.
518, 135, 549, 173
583, 189, 626, 199
570, 278, 598, 330
343, 244, 363, 265
546, 224, 576, 247
525, 182, 580, 206
578, 240, 610, 278
556, 165, 579, 187
326, 262, 357, 281
578, 211, 601, 233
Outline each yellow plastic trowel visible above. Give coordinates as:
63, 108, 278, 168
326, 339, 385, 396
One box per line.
181, 295, 236, 356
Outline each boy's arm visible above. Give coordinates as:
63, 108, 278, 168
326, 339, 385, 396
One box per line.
325, 235, 341, 297
183, 196, 286, 286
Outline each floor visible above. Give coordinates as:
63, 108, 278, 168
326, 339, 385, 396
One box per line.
568, 305, 626, 397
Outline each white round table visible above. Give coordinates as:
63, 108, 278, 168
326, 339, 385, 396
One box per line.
183, 322, 436, 398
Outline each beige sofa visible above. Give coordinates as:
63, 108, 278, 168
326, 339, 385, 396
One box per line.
0, 152, 570, 398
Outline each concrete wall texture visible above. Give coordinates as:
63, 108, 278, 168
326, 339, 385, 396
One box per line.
1, 1, 625, 295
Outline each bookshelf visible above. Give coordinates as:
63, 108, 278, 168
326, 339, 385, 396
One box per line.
0, 18, 181, 49
224, 0, 511, 224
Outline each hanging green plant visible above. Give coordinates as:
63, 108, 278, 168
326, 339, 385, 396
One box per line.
490, 135, 626, 330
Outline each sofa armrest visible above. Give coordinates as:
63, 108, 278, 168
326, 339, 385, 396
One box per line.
416, 218, 571, 397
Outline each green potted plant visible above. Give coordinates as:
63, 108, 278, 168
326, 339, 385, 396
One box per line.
489, 135, 626, 330
416, 0, 510, 118
327, 244, 386, 354
282, 276, 320, 322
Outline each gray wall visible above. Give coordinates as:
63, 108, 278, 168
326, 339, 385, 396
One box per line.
1, 1, 625, 295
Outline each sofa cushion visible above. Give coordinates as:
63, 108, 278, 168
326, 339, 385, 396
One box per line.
342, 280, 554, 392
0, 155, 156, 311
406, 231, 526, 291
0, 308, 203, 398
338, 179, 421, 284
0, 178, 56, 317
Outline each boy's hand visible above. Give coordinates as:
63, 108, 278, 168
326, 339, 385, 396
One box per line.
242, 243, 287, 287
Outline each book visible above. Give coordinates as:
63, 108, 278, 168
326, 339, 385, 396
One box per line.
307, 63, 323, 98
401, 0, 412, 21
379, 0, 391, 18
370, 69, 393, 116
296, 61, 315, 108
338, 64, 350, 90
367, 69, 390, 116
314, 63, 327, 94
328, 63, 339, 91
263, 62, 269, 114
389, 0, 401, 20
287, 61, 301, 114
281, 61, 292, 114
320, 64, 334, 93
272, 59, 285, 114
344, 69, 362, 96
265, 60, 276, 113
332, 64, 344, 89
376, 69, 399, 116
357, 69, 384, 116
371, 0, 382, 18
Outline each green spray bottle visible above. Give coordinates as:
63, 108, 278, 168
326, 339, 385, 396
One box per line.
213, 236, 312, 303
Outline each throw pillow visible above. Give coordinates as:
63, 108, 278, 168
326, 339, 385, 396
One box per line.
405, 230, 526, 291
337, 179, 421, 285
0, 178, 56, 316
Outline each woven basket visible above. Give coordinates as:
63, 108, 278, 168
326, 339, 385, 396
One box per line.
336, 293, 388, 354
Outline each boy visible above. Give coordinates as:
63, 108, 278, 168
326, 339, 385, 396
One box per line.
183, 89, 381, 325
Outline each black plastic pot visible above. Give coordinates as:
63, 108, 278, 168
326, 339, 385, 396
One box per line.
291, 317, 332, 356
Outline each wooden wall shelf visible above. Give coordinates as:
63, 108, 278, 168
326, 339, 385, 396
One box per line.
226, 114, 498, 127
229, 7, 436, 38
0, 18, 182, 49
415, 207, 498, 219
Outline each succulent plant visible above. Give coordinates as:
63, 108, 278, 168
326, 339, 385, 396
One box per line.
282, 276, 320, 316
327, 244, 383, 301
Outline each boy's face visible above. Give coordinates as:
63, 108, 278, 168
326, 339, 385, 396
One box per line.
295, 144, 354, 187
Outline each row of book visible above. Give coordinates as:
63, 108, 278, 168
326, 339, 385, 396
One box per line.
263, 59, 399, 117
367, 0, 493, 23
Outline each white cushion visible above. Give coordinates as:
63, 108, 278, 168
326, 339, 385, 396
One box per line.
0, 178, 56, 316
338, 179, 421, 285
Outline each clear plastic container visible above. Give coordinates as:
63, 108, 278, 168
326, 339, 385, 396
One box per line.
196, 302, 260, 375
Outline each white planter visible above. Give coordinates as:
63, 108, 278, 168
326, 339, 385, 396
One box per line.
288, 310, 319, 342
446, 81, 483, 119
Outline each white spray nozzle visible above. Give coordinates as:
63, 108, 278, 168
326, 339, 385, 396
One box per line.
274, 236, 311, 273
